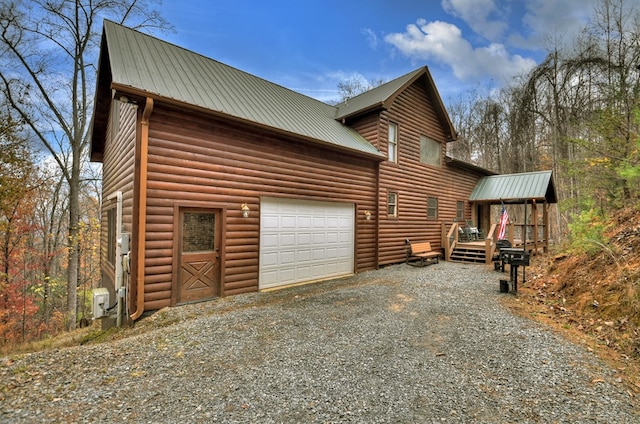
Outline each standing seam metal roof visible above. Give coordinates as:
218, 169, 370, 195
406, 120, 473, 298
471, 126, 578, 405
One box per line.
469, 170, 557, 203
334, 69, 423, 119
103, 21, 384, 158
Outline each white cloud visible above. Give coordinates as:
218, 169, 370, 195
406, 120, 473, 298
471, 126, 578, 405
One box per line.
441, 0, 507, 41
361, 28, 379, 49
384, 19, 536, 83
509, 0, 599, 49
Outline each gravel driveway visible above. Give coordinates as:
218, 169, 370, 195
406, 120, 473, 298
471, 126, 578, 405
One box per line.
1, 261, 638, 423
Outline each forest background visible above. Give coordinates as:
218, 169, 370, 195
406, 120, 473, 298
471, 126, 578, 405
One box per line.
0, 0, 639, 348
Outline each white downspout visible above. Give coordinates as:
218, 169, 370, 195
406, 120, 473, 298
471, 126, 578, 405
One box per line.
107, 191, 123, 327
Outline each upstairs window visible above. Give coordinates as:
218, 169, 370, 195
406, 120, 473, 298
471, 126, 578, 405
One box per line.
110, 99, 121, 142
388, 192, 398, 217
427, 197, 438, 219
420, 135, 441, 166
456, 201, 464, 221
388, 122, 398, 163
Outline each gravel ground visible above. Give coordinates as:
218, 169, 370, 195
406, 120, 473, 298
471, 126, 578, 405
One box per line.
1, 261, 638, 423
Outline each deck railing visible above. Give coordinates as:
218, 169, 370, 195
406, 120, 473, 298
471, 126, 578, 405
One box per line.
443, 221, 547, 263
442, 222, 501, 264
485, 224, 497, 264
504, 223, 548, 252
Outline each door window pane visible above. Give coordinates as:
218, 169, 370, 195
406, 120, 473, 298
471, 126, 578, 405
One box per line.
183, 212, 215, 252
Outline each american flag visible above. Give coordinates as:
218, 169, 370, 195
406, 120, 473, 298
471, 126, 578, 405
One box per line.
498, 205, 508, 240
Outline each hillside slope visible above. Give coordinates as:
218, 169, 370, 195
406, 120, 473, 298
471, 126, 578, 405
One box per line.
507, 207, 640, 392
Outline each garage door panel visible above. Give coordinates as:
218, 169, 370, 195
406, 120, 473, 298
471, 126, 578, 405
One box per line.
297, 233, 312, 244
339, 231, 352, 243
282, 216, 297, 228
262, 270, 278, 285
263, 216, 279, 229
262, 234, 278, 248
326, 232, 339, 243
281, 233, 296, 246
260, 198, 354, 290
298, 216, 312, 227
312, 248, 326, 260
296, 266, 311, 279
280, 250, 296, 264
280, 268, 296, 283
262, 252, 279, 266
297, 249, 311, 261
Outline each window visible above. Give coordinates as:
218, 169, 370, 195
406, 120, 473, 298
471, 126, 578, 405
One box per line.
427, 197, 438, 219
388, 122, 398, 163
388, 192, 398, 217
106, 207, 116, 266
420, 135, 441, 166
182, 212, 216, 252
456, 201, 464, 221
110, 99, 121, 142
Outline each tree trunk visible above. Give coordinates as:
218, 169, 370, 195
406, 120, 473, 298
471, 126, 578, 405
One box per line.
66, 154, 81, 330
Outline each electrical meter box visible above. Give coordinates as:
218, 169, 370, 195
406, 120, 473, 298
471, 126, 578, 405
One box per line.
92, 288, 110, 319
118, 233, 130, 255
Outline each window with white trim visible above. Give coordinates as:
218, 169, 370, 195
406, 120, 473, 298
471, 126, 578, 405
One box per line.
388, 192, 398, 217
388, 122, 398, 163
427, 197, 438, 219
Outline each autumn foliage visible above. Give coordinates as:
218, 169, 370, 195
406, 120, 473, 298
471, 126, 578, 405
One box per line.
0, 115, 101, 347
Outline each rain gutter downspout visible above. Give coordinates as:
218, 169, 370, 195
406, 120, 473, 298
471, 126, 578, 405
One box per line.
131, 97, 154, 321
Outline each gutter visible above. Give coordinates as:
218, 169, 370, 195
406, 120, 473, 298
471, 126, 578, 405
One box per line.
130, 97, 154, 321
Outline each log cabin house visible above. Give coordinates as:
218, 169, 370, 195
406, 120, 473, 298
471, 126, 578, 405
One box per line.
90, 21, 495, 323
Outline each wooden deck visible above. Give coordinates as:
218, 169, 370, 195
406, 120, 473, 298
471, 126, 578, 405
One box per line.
442, 222, 549, 264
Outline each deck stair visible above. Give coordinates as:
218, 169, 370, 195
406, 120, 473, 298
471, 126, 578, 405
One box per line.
449, 242, 487, 264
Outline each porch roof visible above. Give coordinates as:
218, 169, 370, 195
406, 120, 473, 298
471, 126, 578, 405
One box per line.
469, 170, 557, 204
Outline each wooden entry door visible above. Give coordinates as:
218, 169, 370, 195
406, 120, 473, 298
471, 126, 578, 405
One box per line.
177, 208, 221, 304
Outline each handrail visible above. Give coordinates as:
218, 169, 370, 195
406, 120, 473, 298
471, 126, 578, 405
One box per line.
485, 223, 497, 264
444, 222, 459, 261
486, 223, 497, 241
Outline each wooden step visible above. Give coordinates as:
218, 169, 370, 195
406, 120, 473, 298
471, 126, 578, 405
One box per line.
450, 246, 488, 264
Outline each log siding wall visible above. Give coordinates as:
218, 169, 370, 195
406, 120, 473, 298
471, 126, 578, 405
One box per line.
142, 104, 379, 310
100, 101, 137, 295
351, 78, 484, 265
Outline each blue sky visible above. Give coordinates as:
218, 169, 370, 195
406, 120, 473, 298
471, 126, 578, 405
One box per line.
160, 0, 599, 105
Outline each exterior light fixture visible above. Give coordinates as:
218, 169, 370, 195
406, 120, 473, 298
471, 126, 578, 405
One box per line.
241, 203, 250, 218
364, 210, 371, 220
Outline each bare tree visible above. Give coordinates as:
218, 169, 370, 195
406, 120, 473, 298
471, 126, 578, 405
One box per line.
336, 74, 386, 103
0, 0, 171, 329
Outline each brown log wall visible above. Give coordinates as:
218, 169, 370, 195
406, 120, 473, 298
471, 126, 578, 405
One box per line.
100, 101, 137, 295
142, 104, 379, 310
351, 78, 485, 265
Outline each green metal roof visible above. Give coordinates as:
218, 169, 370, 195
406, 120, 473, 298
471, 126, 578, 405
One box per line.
334, 69, 423, 119
334, 67, 457, 141
100, 21, 384, 159
469, 170, 557, 203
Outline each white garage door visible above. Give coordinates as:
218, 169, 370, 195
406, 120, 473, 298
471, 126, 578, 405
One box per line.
259, 197, 355, 290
